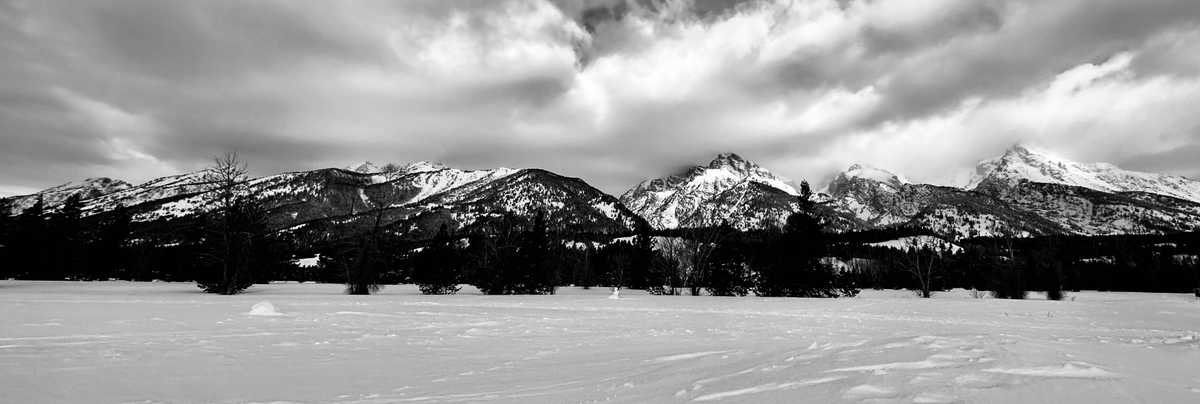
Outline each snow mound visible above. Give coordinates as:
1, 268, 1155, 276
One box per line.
983, 363, 1118, 379
246, 301, 283, 316
842, 384, 897, 400
692, 377, 844, 401
652, 350, 731, 362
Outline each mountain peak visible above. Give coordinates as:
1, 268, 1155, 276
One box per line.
968, 145, 1200, 202
620, 153, 801, 229
400, 161, 448, 174
841, 164, 907, 185
707, 152, 752, 170
1000, 143, 1060, 161
345, 161, 383, 174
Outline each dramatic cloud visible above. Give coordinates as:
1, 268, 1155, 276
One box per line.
2, 0, 1200, 196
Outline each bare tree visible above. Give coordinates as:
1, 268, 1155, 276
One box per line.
654, 227, 729, 296
326, 182, 397, 295
655, 237, 690, 295
197, 152, 264, 295
900, 238, 942, 298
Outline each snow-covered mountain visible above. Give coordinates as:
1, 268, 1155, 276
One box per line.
822, 146, 1200, 238
821, 164, 1060, 239
969, 145, 1200, 203
620, 153, 802, 230
2, 162, 644, 239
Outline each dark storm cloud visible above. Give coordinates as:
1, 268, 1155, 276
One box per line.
2, 0, 1200, 197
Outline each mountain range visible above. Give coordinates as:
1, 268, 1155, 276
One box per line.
6, 145, 1200, 240
3, 161, 642, 241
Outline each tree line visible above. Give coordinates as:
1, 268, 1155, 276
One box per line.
832, 232, 1200, 299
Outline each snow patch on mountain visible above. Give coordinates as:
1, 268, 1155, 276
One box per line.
6, 177, 132, 214
867, 236, 963, 253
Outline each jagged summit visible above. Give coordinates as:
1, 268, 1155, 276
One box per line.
345, 160, 451, 176
620, 153, 802, 229
968, 144, 1200, 202
822, 164, 908, 199
706, 152, 751, 170
839, 164, 907, 185
344, 161, 383, 174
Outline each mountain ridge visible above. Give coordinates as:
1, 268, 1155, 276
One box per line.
7, 147, 1200, 238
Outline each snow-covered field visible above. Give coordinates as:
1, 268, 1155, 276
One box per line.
2, 282, 1199, 403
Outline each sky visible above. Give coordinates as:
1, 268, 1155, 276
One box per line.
2, 0, 1200, 196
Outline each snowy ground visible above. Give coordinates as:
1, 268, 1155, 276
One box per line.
2, 282, 1199, 403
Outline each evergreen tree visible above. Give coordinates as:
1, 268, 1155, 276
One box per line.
48, 193, 87, 280
470, 214, 518, 294
1029, 238, 1064, 300
989, 237, 1027, 299
573, 242, 598, 289
12, 196, 49, 279
705, 234, 750, 296
342, 207, 392, 295
599, 241, 632, 291
412, 224, 461, 295
91, 205, 133, 280
512, 211, 558, 294
629, 221, 655, 289
472, 212, 558, 295
753, 181, 855, 297
0, 199, 13, 279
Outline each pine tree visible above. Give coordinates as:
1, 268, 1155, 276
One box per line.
92, 205, 133, 280
599, 241, 632, 291
343, 207, 391, 295
705, 234, 750, 296
0, 199, 13, 279
988, 237, 1027, 299
753, 181, 855, 297
513, 211, 558, 294
471, 214, 518, 294
473, 212, 558, 295
629, 220, 655, 290
13, 196, 49, 279
413, 224, 461, 295
49, 193, 87, 280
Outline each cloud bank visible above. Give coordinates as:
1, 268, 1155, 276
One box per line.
2, 0, 1200, 195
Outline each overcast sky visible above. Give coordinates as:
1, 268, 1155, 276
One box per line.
3, 0, 1200, 196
